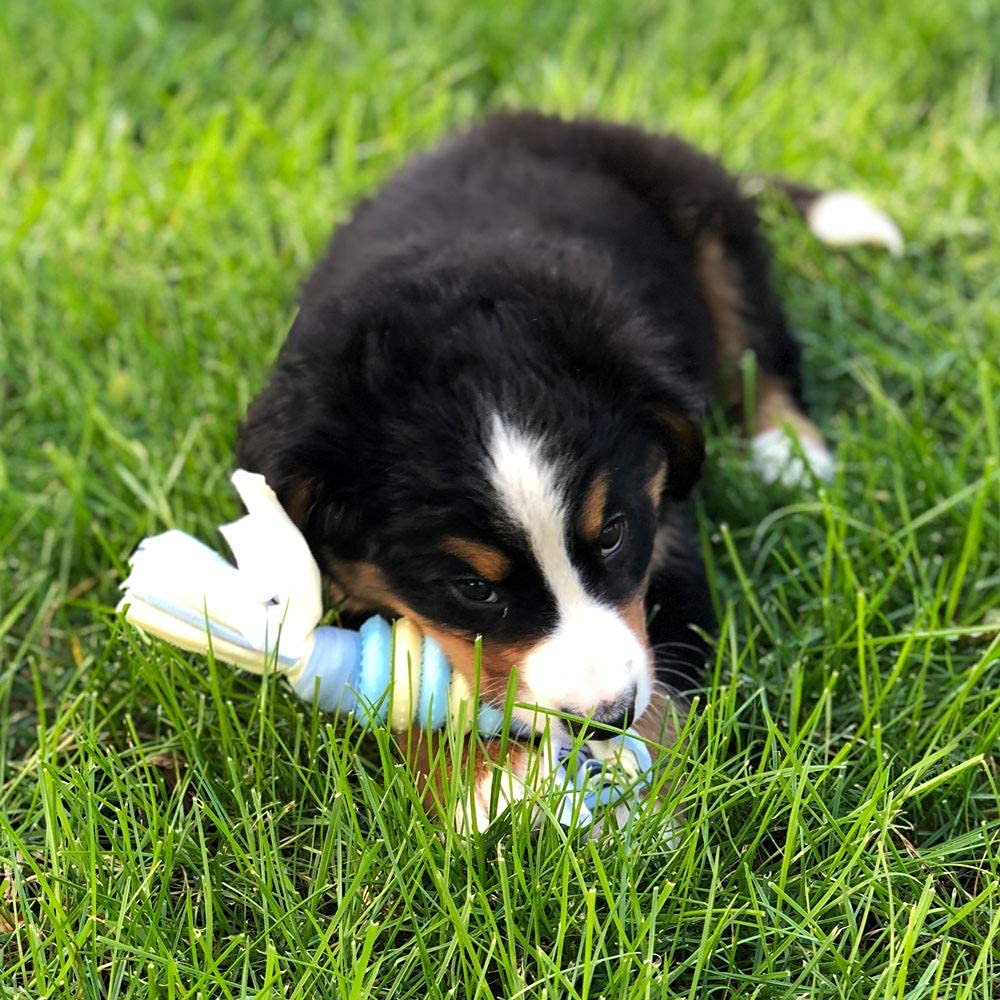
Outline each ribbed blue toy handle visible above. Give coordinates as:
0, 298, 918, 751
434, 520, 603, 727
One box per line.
287, 616, 506, 733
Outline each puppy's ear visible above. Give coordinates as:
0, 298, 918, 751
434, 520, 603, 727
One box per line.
646, 405, 705, 500
235, 365, 326, 532
280, 474, 319, 529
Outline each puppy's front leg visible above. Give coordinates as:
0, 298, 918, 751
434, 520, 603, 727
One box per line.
395, 728, 555, 834
395, 686, 685, 836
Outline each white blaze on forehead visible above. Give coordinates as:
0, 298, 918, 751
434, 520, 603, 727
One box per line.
486, 416, 651, 722
486, 416, 589, 612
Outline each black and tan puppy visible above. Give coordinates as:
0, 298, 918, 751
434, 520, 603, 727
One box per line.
238, 111, 898, 829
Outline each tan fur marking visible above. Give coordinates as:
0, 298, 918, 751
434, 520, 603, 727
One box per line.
632, 687, 682, 751
646, 460, 667, 511
618, 583, 656, 707
577, 472, 610, 542
393, 727, 538, 830
696, 237, 748, 402
283, 477, 315, 527
327, 560, 397, 614
441, 538, 512, 582
756, 374, 826, 447
427, 630, 528, 702
620, 590, 650, 650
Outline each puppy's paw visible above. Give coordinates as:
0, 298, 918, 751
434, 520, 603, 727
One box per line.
454, 736, 657, 837
751, 426, 835, 488
454, 740, 556, 836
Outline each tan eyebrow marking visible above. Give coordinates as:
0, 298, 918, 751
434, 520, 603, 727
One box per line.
695, 236, 748, 406
577, 472, 610, 543
441, 538, 512, 582
327, 559, 397, 614
646, 459, 667, 509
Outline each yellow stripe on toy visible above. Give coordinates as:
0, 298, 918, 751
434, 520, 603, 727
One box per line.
447, 669, 475, 733
390, 618, 423, 730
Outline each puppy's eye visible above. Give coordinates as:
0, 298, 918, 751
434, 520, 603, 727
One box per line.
451, 578, 499, 604
598, 514, 627, 559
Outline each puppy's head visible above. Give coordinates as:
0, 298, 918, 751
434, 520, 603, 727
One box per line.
238, 252, 703, 736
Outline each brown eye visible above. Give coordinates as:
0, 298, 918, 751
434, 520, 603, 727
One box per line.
451, 578, 499, 604
598, 515, 626, 559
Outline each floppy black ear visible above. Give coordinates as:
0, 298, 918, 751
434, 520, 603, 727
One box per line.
646, 404, 705, 500
235, 352, 337, 531
236, 346, 369, 562
235, 369, 303, 500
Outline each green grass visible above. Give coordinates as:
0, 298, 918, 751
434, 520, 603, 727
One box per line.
2, 0, 999, 995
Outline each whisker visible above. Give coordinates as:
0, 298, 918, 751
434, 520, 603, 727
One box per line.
650, 640, 707, 656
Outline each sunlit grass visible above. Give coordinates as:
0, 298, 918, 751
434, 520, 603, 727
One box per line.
1, 0, 998, 995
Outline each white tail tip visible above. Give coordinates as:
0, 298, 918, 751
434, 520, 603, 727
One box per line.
806, 190, 904, 256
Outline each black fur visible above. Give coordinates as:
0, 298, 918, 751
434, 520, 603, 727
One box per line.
238, 111, 804, 692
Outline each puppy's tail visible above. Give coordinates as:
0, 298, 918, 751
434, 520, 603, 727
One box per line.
741, 175, 904, 257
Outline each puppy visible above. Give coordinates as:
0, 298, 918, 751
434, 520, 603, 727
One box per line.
237, 111, 891, 830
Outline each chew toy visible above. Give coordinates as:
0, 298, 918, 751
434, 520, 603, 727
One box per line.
117, 470, 652, 828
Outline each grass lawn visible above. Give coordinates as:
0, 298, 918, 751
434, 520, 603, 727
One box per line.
2, 0, 999, 996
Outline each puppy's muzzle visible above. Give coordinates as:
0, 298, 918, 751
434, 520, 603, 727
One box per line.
561, 684, 637, 741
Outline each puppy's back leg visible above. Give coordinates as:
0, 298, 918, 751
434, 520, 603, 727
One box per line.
480, 113, 835, 487
693, 232, 835, 487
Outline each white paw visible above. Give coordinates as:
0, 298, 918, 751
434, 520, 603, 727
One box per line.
453, 741, 557, 836
752, 427, 835, 488
454, 736, 658, 837
806, 190, 904, 256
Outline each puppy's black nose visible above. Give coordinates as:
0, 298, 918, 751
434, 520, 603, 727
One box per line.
562, 686, 637, 741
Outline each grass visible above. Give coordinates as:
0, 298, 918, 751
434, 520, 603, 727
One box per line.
1, 0, 998, 995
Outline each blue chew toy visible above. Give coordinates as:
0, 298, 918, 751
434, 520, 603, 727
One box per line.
118, 471, 652, 828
